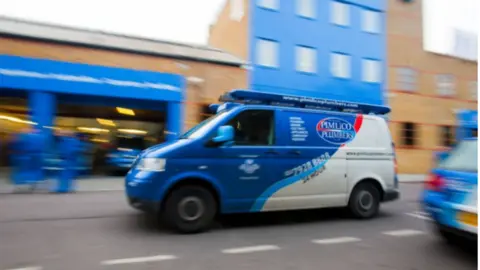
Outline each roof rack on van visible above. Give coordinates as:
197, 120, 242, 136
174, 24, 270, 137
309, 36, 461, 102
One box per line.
219, 90, 391, 115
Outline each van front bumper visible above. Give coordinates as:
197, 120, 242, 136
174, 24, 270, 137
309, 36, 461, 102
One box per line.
125, 170, 162, 212
436, 222, 478, 242
127, 197, 158, 213
383, 189, 400, 202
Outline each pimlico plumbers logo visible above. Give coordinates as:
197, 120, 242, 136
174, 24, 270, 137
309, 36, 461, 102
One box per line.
316, 117, 356, 145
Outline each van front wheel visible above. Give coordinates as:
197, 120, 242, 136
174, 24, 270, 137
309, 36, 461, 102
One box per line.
162, 186, 217, 234
348, 183, 380, 219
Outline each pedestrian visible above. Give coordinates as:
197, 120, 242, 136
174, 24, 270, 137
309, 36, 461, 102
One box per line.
53, 129, 81, 193
10, 126, 45, 189
77, 133, 93, 176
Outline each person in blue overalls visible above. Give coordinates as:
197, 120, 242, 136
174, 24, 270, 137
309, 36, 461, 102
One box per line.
9, 132, 24, 186
77, 133, 93, 176
10, 126, 45, 188
54, 130, 81, 193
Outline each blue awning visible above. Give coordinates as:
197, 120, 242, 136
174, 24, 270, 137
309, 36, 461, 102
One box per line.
0, 54, 185, 102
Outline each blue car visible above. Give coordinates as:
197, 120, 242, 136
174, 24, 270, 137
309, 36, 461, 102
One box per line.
422, 138, 477, 243
106, 135, 145, 175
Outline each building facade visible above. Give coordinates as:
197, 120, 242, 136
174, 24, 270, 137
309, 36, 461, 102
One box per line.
0, 16, 247, 167
0, 16, 247, 130
386, 0, 478, 174
209, 0, 387, 105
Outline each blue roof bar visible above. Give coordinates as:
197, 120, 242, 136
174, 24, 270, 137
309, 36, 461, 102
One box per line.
219, 90, 391, 115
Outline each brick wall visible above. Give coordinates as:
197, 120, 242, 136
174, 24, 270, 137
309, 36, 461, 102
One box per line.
386, 0, 478, 174
208, 0, 249, 60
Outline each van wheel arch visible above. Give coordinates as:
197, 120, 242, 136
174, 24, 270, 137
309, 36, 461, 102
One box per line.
160, 178, 221, 233
348, 178, 384, 219
161, 178, 221, 214
349, 178, 385, 202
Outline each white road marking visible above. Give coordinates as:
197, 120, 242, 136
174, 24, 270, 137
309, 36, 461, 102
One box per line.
382, 229, 426, 237
405, 212, 433, 221
101, 255, 177, 265
413, 210, 427, 215
6, 267, 43, 270
311, 237, 361, 245
221, 245, 280, 254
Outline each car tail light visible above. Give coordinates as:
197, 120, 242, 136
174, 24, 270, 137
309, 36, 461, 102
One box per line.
425, 173, 444, 191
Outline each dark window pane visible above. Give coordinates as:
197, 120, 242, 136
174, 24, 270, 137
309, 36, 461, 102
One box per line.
227, 110, 275, 146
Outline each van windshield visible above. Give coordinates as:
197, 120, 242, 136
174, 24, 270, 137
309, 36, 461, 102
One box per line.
438, 140, 477, 172
179, 111, 228, 139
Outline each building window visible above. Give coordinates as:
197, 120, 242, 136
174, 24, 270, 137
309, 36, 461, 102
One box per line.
396, 67, 417, 91
296, 0, 315, 19
295, 46, 317, 73
439, 126, 455, 147
257, 0, 278, 10
436, 74, 455, 96
330, 53, 351, 78
362, 59, 381, 83
361, 9, 381, 34
331, 1, 350, 26
256, 39, 279, 68
469, 81, 477, 100
401, 122, 417, 146
230, 0, 244, 21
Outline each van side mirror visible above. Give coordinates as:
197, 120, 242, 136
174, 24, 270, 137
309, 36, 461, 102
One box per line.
212, 125, 234, 144
435, 151, 450, 163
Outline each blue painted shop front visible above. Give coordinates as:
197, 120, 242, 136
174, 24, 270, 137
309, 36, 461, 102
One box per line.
0, 54, 186, 143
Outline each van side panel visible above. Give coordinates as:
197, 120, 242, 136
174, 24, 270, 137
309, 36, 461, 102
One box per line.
253, 110, 366, 212
346, 117, 395, 195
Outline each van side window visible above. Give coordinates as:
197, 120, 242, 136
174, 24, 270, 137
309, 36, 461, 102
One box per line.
227, 110, 275, 146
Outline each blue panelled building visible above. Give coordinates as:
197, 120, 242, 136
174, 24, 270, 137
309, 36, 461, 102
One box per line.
210, 0, 386, 105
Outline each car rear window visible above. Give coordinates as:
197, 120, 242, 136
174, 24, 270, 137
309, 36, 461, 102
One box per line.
438, 140, 478, 172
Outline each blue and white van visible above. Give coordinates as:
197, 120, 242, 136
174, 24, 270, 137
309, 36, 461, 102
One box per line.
125, 90, 400, 233
422, 138, 477, 243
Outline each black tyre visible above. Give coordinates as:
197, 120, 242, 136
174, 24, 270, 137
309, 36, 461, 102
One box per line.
437, 227, 460, 245
109, 169, 126, 176
348, 182, 381, 219
162, 185, 217, 234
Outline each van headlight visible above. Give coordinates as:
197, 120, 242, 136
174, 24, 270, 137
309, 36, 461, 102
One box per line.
136, 158, 166, 172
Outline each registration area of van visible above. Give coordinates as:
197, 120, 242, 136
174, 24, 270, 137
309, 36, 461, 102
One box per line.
0, 54, 185, 176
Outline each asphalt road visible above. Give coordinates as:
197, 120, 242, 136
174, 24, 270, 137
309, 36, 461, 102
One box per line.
0, 184, 476, 270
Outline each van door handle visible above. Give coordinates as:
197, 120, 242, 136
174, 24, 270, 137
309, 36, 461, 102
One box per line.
265, 150, 279, 155
288, 150, 301, 155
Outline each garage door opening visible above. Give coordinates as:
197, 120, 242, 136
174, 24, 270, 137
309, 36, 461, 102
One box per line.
50, 95, 168, 176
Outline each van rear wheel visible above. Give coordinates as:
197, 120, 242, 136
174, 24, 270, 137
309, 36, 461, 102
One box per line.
162, 185, 217, 234
348, 183, 380, 219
